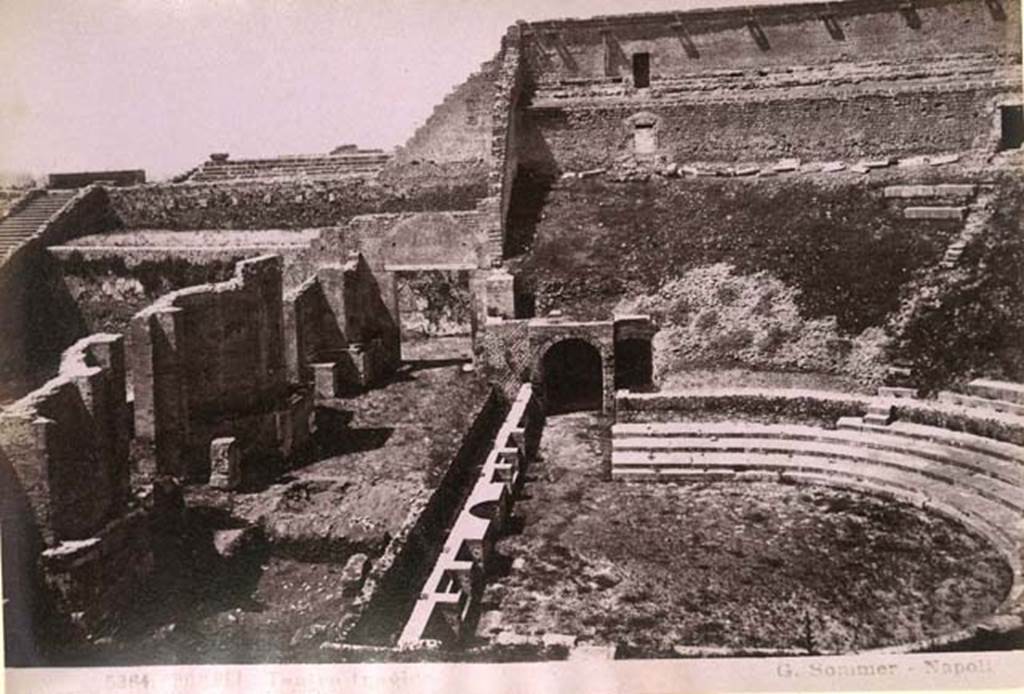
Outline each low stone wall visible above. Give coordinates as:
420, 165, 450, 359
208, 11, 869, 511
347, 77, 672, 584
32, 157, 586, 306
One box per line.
397, 384, 542, 647
107, 163, 489, 231
616, 386, 1024, 444
53, 248, 242, 337
48, 170, 145, 189
617, 388, 871, 425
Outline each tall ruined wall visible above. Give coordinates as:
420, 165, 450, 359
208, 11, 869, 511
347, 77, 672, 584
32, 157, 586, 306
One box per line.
520, 87, 1006, 170
284, 255, 400, 385
106, 162, 489, 230
514, 0, 1020, 169
521, 0, 1018, 79
130, 255, 289, 478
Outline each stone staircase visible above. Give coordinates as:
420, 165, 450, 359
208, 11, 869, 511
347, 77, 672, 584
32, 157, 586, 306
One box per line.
0, 190, 77, 258
884, 183, 997, 269
395, 57, 500, 163
611, 418, 1024, 604
188, 152, 391, 182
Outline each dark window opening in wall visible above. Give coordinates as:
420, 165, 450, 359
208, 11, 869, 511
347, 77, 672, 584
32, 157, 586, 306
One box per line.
614, 339, 653, 391
632, 52, 651, 88
1000, 105, 1024, 150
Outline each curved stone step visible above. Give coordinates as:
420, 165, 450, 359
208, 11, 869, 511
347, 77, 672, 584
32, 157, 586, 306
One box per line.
615, 422, 1024, 486
612, 437, 1024, 512
968, 379, 1024, 406
939, 391, 1024, 417
838, 418, 1024, 465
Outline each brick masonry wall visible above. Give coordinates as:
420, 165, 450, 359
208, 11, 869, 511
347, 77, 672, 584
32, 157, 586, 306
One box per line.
520, 87, 1007, 170
395, 56, 501, 165
106, 163, 490, 231
476, 319, 533, 401
522, 0, 1019, 80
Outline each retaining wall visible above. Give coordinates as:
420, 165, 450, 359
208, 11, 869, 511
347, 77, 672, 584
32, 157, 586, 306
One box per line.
106, 163, 489, 231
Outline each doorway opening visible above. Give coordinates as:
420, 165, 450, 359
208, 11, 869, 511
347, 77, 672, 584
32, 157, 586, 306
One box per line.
541, 339, 603, 414
614, 338, 653, 391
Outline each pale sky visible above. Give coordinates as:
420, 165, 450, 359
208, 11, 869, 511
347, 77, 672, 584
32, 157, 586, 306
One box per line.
0, 0, 781, 180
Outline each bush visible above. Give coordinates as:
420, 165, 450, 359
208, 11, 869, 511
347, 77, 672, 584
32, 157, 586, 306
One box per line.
617, 264, 888, 384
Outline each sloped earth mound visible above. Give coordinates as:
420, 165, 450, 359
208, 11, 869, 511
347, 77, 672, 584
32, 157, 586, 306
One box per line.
486, 413, 1013, 656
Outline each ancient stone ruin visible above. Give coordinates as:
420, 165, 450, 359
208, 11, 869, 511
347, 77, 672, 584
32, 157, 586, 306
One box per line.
1, 0, 1022, 666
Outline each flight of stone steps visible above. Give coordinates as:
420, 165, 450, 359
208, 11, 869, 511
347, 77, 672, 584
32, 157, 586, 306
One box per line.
395, 58, 501, 162
884, 183, 996, 268
0, 190, 77, 259
188, 152, 391, 182
611, 411, 1024, 605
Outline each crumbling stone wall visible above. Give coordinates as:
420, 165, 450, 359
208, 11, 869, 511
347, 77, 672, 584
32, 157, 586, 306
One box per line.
0, 334, 131, 545
106, 162, 489, 231
515, 0, 1020, 169
53, 249, 242, 337
130, 255, 304, 480
0, 333, 150, 654
300, 210, 490, 275
394, 55, 502, 165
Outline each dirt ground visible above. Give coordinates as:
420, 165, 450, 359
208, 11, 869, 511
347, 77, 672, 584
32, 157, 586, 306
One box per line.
61, 362, 491, 665
484, 413, 1012, 656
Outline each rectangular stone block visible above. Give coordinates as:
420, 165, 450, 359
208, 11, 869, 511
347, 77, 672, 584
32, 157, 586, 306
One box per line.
904, 206, 966, 220
209, 436, 241, 490
312, 362, 339, 399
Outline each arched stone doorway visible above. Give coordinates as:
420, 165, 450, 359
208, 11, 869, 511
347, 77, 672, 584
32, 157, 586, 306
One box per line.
540, 338, 603, 414
614, 338, 653, 391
